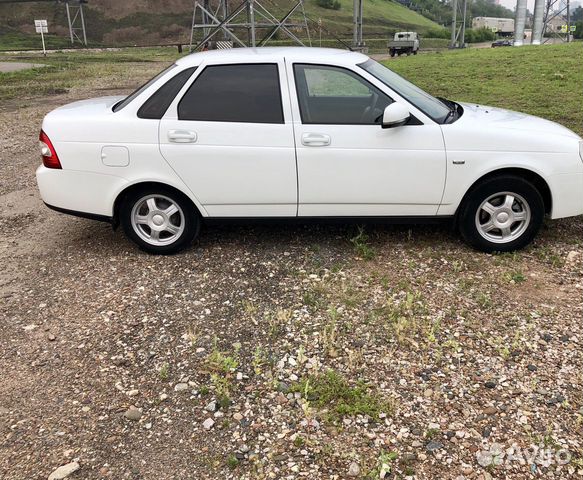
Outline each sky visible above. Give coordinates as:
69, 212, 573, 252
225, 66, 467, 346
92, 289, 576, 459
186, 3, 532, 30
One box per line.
496, 0, 581, 12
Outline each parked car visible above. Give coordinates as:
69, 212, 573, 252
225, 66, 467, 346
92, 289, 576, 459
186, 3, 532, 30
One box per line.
37, 47, 583, 254
388, 31, 420, 56
491, 39, 513, 47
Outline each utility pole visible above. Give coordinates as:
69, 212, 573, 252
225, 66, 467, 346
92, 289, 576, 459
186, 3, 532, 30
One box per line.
352, 0, 365, 51
567, 0, 571, 42
450, 0, 457, 47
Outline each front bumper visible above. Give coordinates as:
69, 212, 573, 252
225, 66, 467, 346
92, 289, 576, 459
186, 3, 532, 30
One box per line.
36, 165, 128, 218
548, 172, 583, 219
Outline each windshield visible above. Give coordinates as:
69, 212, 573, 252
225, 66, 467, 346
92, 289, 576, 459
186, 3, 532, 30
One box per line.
359, 59, 451, 123
113, 64, 176, 112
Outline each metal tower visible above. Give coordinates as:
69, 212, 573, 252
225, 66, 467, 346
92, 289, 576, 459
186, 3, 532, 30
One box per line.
65, 0, 88, 46
543, 0, 572, 43
189, 0, 311, 51
449, 0, 468, 48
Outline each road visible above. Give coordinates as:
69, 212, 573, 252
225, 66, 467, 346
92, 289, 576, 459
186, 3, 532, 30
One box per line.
0, 62, 46, 73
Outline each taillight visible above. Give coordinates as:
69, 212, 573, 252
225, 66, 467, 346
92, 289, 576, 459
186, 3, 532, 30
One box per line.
39, 130, 62, 169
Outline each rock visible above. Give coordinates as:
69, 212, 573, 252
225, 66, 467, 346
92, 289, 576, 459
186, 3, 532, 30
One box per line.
203, 418, 215, 430
483, 406, 497, 415
233, 412, 243, 421
174, 383, 189, 392
428, 422, 440, 430
159, 393, 168, 401
205, 401, 217, 412
240, 444, 250, 453
484, 380, 497, 389
546, 395, 565, 406
127, 389, 139, 397
348, 461, 360, 477
124, 406, 142, 421
47, 333, 56, 342
425, 440, 443, 452
566, 250, 580, 265
48, 461, 80, 480
0, 407, 9, 415
541, 333, 552, 342
527, 364, 537, 372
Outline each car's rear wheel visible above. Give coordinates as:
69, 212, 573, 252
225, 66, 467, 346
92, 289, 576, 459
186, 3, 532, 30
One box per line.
458, 175, 544, 252
120, 187, 200, 254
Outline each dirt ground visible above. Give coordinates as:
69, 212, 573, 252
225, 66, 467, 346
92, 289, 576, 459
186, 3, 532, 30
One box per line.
0, 66, 582, 480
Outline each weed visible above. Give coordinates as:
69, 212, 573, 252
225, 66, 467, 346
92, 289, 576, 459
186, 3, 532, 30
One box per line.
226, 454, 239, 470
158, 362, 170, 381
505, 270, 526, 283
350, 226, 376, 260
290, 370, 393, 422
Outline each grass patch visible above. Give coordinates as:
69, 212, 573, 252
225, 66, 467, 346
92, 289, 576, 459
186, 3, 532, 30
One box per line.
291, 369, 393, 422
385, 43, 583, 136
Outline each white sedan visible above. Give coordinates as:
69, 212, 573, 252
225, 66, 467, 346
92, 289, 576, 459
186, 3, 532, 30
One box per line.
37, 47, 583, 254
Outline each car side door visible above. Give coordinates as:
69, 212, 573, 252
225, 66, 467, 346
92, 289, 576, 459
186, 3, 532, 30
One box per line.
287, 61, 447, 217
159, 60, 297, 217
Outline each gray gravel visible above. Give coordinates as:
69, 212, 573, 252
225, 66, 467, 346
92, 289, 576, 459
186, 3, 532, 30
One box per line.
0, 64, 582, 480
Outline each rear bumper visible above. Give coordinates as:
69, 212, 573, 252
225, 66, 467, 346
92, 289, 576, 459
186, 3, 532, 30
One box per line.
549, 172, 583, 219
36, 165, 127, 218
44, 202, 112, 222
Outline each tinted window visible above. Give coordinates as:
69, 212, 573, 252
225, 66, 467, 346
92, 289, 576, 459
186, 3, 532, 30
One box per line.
178, 64, 284, 123
138, 67, 197, 119
293, 64, 393, 125
113, 64, 176, 112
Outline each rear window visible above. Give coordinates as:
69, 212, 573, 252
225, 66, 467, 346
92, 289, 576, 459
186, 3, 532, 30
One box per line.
138, 67, 197, 119
113, 64, 176, 112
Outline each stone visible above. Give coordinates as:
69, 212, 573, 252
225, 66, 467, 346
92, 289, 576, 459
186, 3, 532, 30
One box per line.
205, 401, 217, 412
47, 333, 56, 342
566, 250, 580, 265
527, 364, 537, 372
348, 462, 360, 477
174, 383, 189, 392
127, 389, 139, 397
425, 440, 443, 452
233, 412, 243, 421
124, 406, 142, 421
483, 406, 497, 415
203, 418, 215, 430
484, 380, 497, 389
48, 462, 80, 480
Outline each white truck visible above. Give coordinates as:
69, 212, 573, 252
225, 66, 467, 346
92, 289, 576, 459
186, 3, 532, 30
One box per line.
388, 31, 419, 57
472, 17, 515, 36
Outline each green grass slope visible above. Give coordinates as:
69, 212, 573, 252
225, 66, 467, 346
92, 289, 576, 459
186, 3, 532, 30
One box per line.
302, 0, 444, 37
0, 0, 444, 49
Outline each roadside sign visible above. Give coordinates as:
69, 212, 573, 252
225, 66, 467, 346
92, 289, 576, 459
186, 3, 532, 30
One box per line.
560, 25, 568, 33
570, 25, 576, 32
491, 27, 498, 33
34, 19, 48, 56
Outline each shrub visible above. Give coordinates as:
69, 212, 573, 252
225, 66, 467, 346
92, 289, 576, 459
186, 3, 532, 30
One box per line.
316, 0, 341, 10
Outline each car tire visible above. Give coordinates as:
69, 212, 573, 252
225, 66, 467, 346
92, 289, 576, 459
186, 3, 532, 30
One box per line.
120, 186, 200, 255
458, 175, 544, 253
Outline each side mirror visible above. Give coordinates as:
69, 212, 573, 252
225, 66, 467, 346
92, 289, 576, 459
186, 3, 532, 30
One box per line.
382, 103, 410, 129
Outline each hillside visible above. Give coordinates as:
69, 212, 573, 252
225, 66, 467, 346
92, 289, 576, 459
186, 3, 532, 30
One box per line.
0, 0, 444, 49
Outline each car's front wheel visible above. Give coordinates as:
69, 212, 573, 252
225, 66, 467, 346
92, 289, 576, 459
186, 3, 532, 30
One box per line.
120, 187, 200, 254
458, 175, 544, 253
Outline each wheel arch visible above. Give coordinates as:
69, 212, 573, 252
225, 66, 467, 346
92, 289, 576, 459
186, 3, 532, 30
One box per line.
455, 167, 552, 221
112, 181, 203, 228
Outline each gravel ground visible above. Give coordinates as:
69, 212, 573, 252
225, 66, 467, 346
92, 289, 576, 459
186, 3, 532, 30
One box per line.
0, 70, 582, 480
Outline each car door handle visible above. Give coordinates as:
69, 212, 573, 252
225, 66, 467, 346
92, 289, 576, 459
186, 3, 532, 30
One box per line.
302, 133, 331, 147
168, 130, 197, 143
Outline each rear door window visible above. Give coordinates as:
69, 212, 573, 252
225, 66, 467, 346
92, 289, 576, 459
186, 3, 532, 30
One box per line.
177, 64, 284, 124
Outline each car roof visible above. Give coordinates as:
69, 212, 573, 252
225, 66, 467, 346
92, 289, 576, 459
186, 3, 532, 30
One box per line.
175, 47, 369, 66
